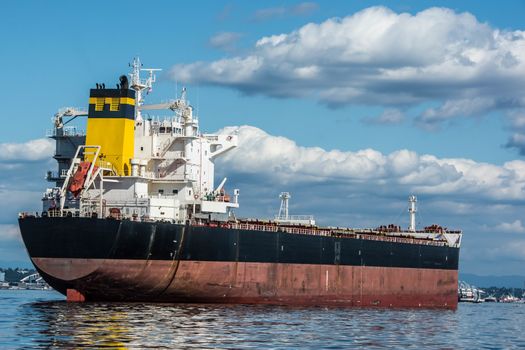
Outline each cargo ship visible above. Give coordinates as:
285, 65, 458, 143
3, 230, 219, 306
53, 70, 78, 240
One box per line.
18, 59, 462, 308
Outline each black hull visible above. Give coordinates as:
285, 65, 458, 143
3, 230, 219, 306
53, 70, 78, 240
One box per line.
19, 217, 458, 268
18, 217, 460, 307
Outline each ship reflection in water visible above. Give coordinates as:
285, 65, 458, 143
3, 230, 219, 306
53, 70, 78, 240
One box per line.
11, 297, 525, 349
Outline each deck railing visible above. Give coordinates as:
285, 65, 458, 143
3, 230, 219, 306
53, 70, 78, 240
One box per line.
19, 212, 458, 247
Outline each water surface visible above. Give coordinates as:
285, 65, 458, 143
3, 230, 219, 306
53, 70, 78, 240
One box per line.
1, 290, 524, 349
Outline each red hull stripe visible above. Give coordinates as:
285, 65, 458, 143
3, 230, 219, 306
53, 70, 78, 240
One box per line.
33, 258, 458, 309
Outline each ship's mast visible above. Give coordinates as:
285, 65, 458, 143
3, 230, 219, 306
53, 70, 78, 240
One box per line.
278, 192, 290, 220
408, 195, 417, 232
129, 57, 161, 122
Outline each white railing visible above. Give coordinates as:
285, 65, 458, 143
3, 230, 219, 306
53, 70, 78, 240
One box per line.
274, 215, 315, 221
143, 171, 186, 180
154, 141, 186, 159
94, 160, 118, 175
204, 135, 218, 141
222, 222, 450, 247
158, 137, 172, 156
46, 127, 85, 137
79, 198, 150, 220
164, 151, 185, 159
46, 169, 69, 180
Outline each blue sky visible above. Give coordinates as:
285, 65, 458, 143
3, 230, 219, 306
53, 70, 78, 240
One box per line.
1, 1, 525, 275
0, 0, 523, 163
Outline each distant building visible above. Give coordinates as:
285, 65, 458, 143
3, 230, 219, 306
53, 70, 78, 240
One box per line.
0, 272, 5, 282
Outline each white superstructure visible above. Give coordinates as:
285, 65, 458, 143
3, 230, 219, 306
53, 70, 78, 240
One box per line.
46, 59, 239, 223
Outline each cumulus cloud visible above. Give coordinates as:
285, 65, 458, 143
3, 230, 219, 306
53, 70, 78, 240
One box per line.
209, 32, 243, 51
0, 136, 57, 265
505, 110, 525, 155
0, 189, 44, 223
0, 138, 54, 202
0, 138, 54, 162
0, 138, 54, 254
416, 97, 496, 129
486, 240, 525, 261
506, 134, 525, 155
0, 224, 21, 242
218, 125, 525, 201
0, 138, 54, 195
494, 220, 525, 233
171, 6, 525, 128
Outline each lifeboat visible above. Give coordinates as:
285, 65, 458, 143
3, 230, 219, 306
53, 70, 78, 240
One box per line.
68, 162, 98, 197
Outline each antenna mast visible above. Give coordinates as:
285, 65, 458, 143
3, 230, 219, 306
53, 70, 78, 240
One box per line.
278, 192, 290, 220
408, 195, 417, 232
128, 57, 161, 122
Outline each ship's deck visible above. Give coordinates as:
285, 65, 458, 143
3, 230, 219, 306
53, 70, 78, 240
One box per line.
195, 219, 461, 248
19, 211, 461, 248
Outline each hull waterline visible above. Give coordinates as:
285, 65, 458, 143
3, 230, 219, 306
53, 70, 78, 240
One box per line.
19, 217, 459, 309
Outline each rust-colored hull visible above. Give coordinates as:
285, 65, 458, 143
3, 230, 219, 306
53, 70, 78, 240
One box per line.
33, 258, 458, 309
20, 218, 460, 309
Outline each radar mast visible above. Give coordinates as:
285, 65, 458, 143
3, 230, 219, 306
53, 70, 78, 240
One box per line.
128, 57, 161, 122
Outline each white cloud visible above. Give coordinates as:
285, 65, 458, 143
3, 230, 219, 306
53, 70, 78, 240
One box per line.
290, 2, 319, 16
0, 224, 21, 242
417, 97, 496, 129
218, 125, 525, 201
0, 189, 44, 223
495, 220, 525, 233
0, 138, 48, 264
209, 32, 243, 51
253, 2, 318, 21
253, 7, 286, 21
0, 138, 58, 265
487, 240, 525, 261
0, 138, 54, 196
171, 6, 525, 129
0, 138, 54, 162
0, 138, 51, 228
362, 108, 404, 125
506, 133, 525, 155
505, 110, 525, 155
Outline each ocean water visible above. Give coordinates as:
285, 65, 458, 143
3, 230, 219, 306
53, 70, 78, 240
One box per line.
0, 290, 524, 349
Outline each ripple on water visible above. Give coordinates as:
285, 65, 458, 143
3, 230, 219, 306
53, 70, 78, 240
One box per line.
1, 291, 525, 349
